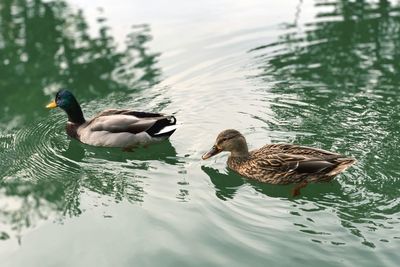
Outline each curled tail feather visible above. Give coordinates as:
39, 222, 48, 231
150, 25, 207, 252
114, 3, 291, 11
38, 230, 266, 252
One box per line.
146, 116, 177, 138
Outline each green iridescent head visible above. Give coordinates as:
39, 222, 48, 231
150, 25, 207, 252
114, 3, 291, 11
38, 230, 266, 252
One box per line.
46, 89, 85, 124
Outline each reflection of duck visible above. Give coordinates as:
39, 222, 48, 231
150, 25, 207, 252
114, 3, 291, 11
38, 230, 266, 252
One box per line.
46, 90, 177, 149
201, 166, 244, 200
62, 137, 179, 165
202, 166, 342, 200
202, 129, 356, 196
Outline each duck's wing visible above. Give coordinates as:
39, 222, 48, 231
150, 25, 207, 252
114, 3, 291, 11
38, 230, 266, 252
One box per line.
88, 109, 177, 137
253, 153, 339, 174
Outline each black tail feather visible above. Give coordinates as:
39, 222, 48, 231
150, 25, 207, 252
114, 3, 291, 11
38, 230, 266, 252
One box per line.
146, 116, 177, 138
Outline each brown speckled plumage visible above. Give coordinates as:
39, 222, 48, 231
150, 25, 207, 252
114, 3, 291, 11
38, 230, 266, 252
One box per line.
203, 129, 356, 196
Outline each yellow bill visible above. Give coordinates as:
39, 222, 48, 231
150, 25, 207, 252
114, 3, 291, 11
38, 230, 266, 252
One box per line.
46, 100, 57, 109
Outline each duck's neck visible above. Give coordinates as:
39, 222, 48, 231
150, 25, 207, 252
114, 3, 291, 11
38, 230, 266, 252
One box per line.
230, 144, 250, 159
64, 102, 85, 125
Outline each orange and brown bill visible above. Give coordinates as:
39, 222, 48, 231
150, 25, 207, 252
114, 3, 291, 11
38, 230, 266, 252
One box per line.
202, 145, 222, 160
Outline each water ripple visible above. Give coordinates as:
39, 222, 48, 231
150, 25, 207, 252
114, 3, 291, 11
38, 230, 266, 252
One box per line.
1, 114, 80, 182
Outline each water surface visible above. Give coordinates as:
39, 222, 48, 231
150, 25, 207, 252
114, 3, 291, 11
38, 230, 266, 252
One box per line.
1, 0, 399, 266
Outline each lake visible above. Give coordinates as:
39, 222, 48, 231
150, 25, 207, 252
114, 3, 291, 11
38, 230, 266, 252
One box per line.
1, 0, 399, 266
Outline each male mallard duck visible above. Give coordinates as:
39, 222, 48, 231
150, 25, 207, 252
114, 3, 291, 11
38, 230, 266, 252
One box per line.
46, 89, 177, 148
202, 129, 356, 196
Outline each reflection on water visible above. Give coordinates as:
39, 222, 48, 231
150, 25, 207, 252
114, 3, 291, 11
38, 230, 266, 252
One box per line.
0, 0, 160, 125
250, 0, 400, 247
202, 166, 345, 200
0, 0, 168, 241
0, 116, 178, 239
1, 0, 400, 264
201, 166, 244, 200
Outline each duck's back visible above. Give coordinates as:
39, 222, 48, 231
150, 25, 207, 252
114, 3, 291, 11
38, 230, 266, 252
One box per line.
252, 143, 343, 158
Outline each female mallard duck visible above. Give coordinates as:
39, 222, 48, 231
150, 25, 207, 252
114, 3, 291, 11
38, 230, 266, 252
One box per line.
202, 129, 356, 196
46, 89, 177, 148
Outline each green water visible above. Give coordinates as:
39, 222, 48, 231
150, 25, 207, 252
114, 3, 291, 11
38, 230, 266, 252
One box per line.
1, 0, 399, 266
